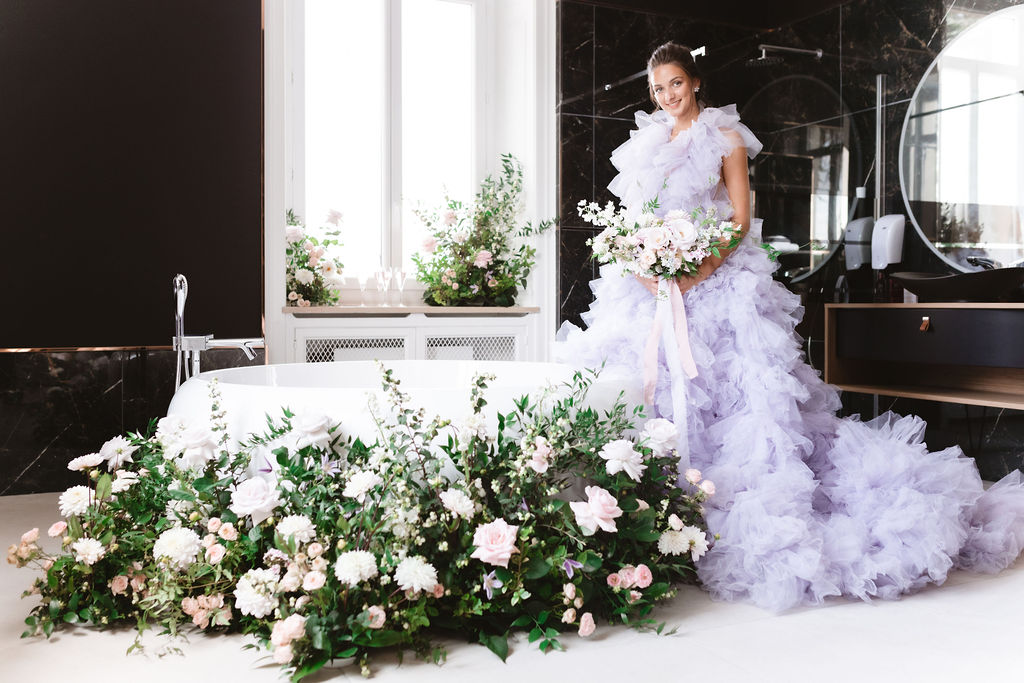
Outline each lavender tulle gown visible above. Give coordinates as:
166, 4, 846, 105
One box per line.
556, 105, 1024, 612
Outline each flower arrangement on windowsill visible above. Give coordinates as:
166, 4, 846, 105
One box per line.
285, 209, 345, 307
11, 367, 713, 679
412, 154, 553, 307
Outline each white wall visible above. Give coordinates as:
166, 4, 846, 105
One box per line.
263, 0, 557, 363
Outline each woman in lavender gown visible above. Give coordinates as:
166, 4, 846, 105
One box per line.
556, 41, 1024, 612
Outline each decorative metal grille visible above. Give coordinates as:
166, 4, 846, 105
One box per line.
424, 335, 517, 361
304, 337, 406, 363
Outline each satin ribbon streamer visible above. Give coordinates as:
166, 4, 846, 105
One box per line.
642, 277, 697, 470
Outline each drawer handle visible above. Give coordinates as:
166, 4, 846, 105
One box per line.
920, 316, 930, 332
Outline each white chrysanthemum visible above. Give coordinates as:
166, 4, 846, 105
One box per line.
683, 526, 710, 560
334, 550, 379, 587
59, 485, 93, 517
343, 470, 383, 503
394, 555, 438, 593
657, 530, 689, 556
100, 435, 137, 471
234, 567, 280, 618
72, 537, 105, 565
294, 268, 315, 285
598, 440, 647, 481
67, 453, 105, 472
110, 470, 139, 494
439, 488, 475, 520
276, 515, 316, 545
154, 527, 202, 570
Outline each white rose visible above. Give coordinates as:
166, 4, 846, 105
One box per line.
665, 217, 698, 248
291, 412, 332, 451
294, 268, 315, 285
641, 418, 679, 455
597, 439, 646, 481
439, 488, 475, 520
285, 226, 305, 243
637, 248, 657, 270
174, 423, 219, 472
230, 476, 283, 525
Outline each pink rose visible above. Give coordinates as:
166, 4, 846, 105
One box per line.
634, 564, 653, 588
684, 468, 702, 484
629, 590, 642, 603
21, 528, 39, 544
562, 608, 576, 624
302, 571, 326, 591
109, 575, 129, 596
618, 566, 636, 588
528, 450, 549, 474
47, 521, 67, 538
192, 609, 210, 629
326, 209, 343, 226
473, 250, 493, 268
271, 614, 307, 647
606, 572, 621, 588
578, 612, 596, 637
207, 517, 222, 533
470, 518, 520, 568
181, 597, 199, 615
367, 605, 386, 629
433, 583, 445, 599
422, 237, 438, 253
569, 485, 623, 534
130, 574, 146, 591
273, 644, 293, 664
205, 544, 226, 565
563, 583, 576, 600
218, 523, 238, 541
443, 210, 458, 226
700, 480, 716, 496
307, 542, 324, 558
202, 533, 217, 549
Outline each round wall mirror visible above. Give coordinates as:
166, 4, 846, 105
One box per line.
900, 5, 1024, 272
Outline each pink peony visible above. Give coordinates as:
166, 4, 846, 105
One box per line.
109, 575, 129, 596
569, 486, 623, 534
205, 544, 226, 565
618, 566, 636, 588
422, 236, 438, 253
367, 605, 386, 629
634, 564, 653, 588
473, 250, 493, 268
470, 518, 520, 568
47, 521, 67, 538
606, 572, 621, 588
578, 612, 596, 637
273, 644, 293, 664
302, 571, 326, 591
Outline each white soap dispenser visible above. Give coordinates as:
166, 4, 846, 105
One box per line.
871, 214, 905, 269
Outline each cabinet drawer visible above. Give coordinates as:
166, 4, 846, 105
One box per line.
835, 308, 1024, 369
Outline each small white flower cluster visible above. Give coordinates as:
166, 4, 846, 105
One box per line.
234, 567, 282, 618
578, 200, 741, 280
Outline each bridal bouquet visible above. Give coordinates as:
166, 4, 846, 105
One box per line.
578, 200, 743, 281
412, 154, 553, 307
11, 367, 713, 679
285, 209, 345, 307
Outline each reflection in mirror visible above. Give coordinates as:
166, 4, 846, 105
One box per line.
900, 5, 1024, 272
742, 75, 854, 281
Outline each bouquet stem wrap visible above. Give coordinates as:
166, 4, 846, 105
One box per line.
642, 277, 697, 470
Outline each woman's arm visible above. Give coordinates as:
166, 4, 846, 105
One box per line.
674, 136, 750, 294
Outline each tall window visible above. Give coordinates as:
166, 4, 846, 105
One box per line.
299, 0, 477, 276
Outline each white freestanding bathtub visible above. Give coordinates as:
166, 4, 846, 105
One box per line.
167, 360, 641, 445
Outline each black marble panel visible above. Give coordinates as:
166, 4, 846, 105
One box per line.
558, 1, 595, 115
559, 114, 596, 225
558, 227, 600, 327
0, 347, 265, 496
593, 117, 638, 207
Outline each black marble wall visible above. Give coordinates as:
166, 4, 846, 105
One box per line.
0, 348, 264, 496
556, 0, 1024, 479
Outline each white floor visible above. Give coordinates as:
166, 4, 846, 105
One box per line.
3, 492, 1023, 683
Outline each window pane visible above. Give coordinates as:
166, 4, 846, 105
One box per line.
305, 0, 386, 273
401, 0, 474, 270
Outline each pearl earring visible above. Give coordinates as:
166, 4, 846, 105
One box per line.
694, 87, 700, 93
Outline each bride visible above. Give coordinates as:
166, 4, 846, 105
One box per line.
556, 41, 1024, 612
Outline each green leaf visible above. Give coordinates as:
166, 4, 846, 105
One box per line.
168, 488, 195, 502
95, 474, 112, 501
509, 615, 532, 629
193, 476, 215, 493
524, 556, 551, 580
478, 632, 509, 662
62, 612, 79, 624
42, 620, 54, 638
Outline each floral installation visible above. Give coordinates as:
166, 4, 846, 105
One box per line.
412, 154, 553, 307
285, 209, 345, 307
577, 199, 745, 285
11, 368, 713, 679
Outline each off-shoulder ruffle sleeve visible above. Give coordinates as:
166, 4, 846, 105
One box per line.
701, 104, 762, 159
607, 110, 672, 213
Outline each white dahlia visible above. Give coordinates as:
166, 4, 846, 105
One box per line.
276, 515, 316, 545
343, 470, 383, 503
72, 537, 105, 565
394, 555, 438, 593
234, 567, 280, 618
153, 527, 202, 570
59, 485, 93, 517
67, 453, 105, 472
334, 550, 379, 587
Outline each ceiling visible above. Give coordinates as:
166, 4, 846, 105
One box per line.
572, 0, 854, 30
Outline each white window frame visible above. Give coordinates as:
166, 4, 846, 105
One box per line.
265, 0, 558, 364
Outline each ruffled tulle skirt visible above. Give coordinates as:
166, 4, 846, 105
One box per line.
555, 236, 1024, 612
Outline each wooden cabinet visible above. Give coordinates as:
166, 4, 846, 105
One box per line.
825, 303, 1024, 410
